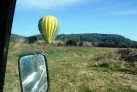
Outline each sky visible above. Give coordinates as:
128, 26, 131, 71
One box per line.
12, 0, 137, 41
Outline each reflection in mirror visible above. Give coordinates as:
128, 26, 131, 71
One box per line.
18, 54, 49, 92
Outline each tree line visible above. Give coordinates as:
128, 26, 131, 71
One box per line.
56, 33, 137, 48
24, 33, 137, 48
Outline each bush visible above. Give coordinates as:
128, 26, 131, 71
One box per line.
79, 42, 83, 47
27, 36, 38, 44
79, 41, 92, 47
84, 42, 92, 47
57, 42, 63, 46
66, 40, 77, 46
117, 49, 137, 62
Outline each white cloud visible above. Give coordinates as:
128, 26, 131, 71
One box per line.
16, 0, 107, 10
17, 0, 88, 10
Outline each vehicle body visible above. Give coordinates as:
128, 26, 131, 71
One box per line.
0, 0, 16, 91
0, 1, 49, 92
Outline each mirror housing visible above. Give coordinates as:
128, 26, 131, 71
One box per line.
18, 53, 49, 92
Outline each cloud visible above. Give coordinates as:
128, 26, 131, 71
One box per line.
17, 0, 88, 10
16, 0, 107, 10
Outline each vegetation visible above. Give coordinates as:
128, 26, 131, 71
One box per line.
66, 40, 77, 46
4, 41, 137, 92
27, 36, 38, 44
56, 33, 137, 48
117, 49, 137, 62
11, 33, 137, 48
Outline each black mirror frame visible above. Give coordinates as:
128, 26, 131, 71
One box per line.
18, 53, 49, 92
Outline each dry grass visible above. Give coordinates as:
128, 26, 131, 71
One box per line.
3, 43, 137, 92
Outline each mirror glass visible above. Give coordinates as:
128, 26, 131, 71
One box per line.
18, 54, 49, 92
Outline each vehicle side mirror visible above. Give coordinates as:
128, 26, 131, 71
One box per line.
18, 53, 49, 92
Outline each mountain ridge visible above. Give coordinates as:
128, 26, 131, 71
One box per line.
10, 33, 137, 47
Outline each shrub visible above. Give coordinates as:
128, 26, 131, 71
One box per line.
117, 49, 137, 62
57, 42, 63, 46
83, 42, 92, 47
79, 42, 83, 47
27, 36, 38, 44
66, 40, 77, 46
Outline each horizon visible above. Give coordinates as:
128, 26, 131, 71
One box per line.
12, 0, 137, 41
11, 32, 137, 42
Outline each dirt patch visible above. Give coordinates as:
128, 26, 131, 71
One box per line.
11, 43, 30, 50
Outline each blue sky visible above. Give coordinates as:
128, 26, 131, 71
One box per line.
12, 0, 137, 41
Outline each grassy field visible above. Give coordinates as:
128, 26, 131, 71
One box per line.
4, 43, 137, 92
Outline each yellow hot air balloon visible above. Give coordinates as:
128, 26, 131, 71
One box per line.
38, 16, 61, 43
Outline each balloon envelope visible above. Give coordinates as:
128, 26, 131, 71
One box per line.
38, 16, 60, 43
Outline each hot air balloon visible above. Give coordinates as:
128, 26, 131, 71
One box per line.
38, 16, 61, 43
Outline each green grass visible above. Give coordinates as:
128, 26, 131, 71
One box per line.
3, 43, 137, 92
89, 60, 131, 72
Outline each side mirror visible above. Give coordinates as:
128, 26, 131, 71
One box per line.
18, 53, 49, 92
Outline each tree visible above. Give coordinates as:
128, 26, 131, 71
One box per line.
66, 40, 77, 46
27, 36, 38, 44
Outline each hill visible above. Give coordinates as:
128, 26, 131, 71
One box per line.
56, 33, 137, 47
10, 33, 26, 43
10, 33, 137, 47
